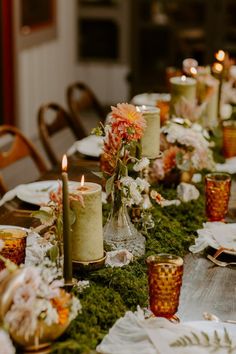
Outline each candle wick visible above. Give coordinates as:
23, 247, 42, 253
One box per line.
78, 186, 89, 191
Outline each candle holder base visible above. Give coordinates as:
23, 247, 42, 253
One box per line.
73, 252, 106, 272
63, 278, 77, 291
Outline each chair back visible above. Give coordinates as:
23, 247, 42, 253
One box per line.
66, 82, 106, 135
38, 103, 84, 167
0, 125, 48, 194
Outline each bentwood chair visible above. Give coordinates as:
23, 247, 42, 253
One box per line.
66, 82, 106, 135
0, 125, 48, 195
38, 103, 84, 167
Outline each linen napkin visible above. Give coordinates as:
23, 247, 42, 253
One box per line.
97, 308, 236, 354
67, 135, 104, 157
0, 184, 28, 207
216, 157, 236, 174
189, 222, 236, 253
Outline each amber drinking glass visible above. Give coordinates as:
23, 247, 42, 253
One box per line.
156, 100, 170, 126
223, 120, 236, 158
205, 173, 231, 222
146, 254, 183, 318
0, 229, 27, 270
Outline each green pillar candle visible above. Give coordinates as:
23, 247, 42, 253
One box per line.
70, 181, 103, 262
170, 76, 196, 117
61, 155, 72, 283
205, 78, 219, 128
138, 106, 160, 159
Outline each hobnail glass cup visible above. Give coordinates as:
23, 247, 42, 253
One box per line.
146, 254, 183, 318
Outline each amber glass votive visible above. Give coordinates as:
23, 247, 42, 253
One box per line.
0, 228, 27, 270
223, 121, 236, 158
205, 173, 231, 222
146, 254, 183, 318
156, 100, 170, 126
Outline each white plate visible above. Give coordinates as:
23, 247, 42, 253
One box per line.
16, 180, 106, 206
16, 180, 61, 206
76, 135, 104, 158
191, 222, 236, 256
132, 93, 170, 107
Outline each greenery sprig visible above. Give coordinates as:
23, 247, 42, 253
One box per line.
171, 328, 236, 353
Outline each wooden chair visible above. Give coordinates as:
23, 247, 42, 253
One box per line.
38, 103, 85, 167
0, 125, 48, 194
66, 82, 106, 135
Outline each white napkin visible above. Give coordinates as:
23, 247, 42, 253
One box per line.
0, 184, 27, 207
216, 157, 236, 174
67, 135, 104, 157
97, 308, 236, 354
189, 222, 236, 253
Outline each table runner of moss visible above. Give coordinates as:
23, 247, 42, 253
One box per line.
52, 181, 206, 354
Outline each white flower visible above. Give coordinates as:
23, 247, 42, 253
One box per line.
74, 280, 90, 293
133, 157, 150, 172
0, 239, 4, 252
5, 303, 38, 340
0, 329, 15, 354
135, 177, 149, 191
13, 284, 36, 305
69, 297, 82, 321
37, 299, 59, 326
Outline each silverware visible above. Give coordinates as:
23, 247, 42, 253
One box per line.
203, 312, 236, 324
207, 254, 236, 267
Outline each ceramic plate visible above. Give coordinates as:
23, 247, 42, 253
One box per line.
16, 180, 60, 206
131, 93, 170, 106
16, 180, 106, 206
76, 135, 104, 158
196, 222, 236, 256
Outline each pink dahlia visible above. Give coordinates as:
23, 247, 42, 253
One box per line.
111, 103, 146, 141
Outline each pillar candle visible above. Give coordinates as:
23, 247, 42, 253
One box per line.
70, 181, 103, 262
197, 71, 219, 128
138, 106, 160, 159
170, 76, 196, 116
61, 155, 72, 283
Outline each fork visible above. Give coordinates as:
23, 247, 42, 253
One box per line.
207, 254, 236, 267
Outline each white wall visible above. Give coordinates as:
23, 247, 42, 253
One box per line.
15, 0, 129, 139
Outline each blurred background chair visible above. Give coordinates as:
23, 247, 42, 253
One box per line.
66, 82, 107, 135
38, 102, 84, 167
0, 125, 48, 194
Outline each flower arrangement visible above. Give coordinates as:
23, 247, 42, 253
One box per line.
151, 121, 215, 182
96, 103, 149, 208
3, 260, 81, 342
94, 103, 150, 256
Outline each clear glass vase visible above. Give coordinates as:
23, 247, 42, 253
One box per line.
103, 201, 146, 257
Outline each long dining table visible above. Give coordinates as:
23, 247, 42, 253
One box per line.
0, 155, 236, 335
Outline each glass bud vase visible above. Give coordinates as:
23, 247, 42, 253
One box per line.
103, 198, 146, 257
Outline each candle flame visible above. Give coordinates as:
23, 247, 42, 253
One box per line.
62, 154, 67, 172
213, 62, 223, 73
215, 50, 225, 62
136, 106, 140, 112
81, 175, 85, 187
190, 67, 197, 76
181, 75, 187, 82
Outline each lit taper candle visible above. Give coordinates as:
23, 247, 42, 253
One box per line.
62, 154, 72, 283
